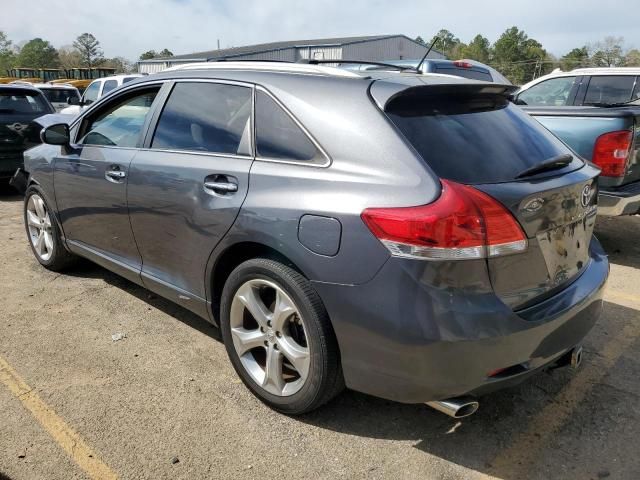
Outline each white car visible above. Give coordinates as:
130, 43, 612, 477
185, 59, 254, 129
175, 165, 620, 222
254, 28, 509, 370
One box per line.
9, 82, 81, 113
60, 74, 144, 115
515, 67, 640, 107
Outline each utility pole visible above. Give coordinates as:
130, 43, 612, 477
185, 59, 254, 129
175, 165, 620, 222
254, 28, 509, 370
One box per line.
217, 39, 220, 50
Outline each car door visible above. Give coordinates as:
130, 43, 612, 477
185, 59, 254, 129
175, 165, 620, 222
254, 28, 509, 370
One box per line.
53, 83, 165, 282
127, 80, 254, 314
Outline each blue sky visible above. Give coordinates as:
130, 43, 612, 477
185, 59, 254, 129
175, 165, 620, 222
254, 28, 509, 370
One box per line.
4, 0, 638, 60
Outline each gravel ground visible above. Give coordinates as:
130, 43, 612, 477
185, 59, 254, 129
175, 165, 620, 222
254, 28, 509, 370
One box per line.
1, 188, 639, 480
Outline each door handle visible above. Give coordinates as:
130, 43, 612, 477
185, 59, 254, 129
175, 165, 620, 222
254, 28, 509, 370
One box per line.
204, 180, 238, 194
106, 170, 126, 179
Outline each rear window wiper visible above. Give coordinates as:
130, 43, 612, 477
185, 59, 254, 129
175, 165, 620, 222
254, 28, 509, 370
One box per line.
515, 154, 573, 179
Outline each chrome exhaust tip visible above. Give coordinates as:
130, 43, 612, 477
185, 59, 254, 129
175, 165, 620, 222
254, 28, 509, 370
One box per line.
426, 396, 479, 418
571, 345, 583, 369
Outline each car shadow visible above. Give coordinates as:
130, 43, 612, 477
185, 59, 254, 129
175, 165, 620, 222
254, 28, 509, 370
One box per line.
0, 184, 21, 201
63, 261, 221, 342
595, 215, 640, 269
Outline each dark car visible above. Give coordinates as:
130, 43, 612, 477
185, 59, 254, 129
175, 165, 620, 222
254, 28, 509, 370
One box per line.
16, 62, 608, 417
0, 85, 54, 183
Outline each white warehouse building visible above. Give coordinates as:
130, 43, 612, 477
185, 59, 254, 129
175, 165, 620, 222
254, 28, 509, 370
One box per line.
137, 34, 445, 74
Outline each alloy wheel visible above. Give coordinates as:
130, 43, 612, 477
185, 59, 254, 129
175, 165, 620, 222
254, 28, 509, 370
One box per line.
26, 194, 54, 262
229, 279, 310, 396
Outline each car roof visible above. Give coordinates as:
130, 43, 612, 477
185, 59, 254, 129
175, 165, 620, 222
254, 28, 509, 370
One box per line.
0, 83, 42, 93
520, 67, 640, 91
90, 74, 145, 83
25, 83, 78, 90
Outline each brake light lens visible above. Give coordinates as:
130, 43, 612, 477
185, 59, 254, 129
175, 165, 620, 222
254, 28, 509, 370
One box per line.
453, 60, 473, 68
592, 130, 633, 177
361, 180, 527, 260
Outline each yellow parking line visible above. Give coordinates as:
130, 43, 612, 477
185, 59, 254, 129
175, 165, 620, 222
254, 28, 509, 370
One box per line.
0, 355, 117, 480
488, 317, 639, 477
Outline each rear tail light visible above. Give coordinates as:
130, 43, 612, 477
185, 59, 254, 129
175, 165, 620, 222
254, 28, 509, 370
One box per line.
592, 130, 633, 177
361, 180, 527, 261
453, 60, 473, 68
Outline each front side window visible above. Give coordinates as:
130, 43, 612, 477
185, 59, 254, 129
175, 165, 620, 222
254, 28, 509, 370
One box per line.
583, 75, 637, 105
255, 90, 319, 162
517, 77, 576, 106
101, 80, 118, 96
82, 81, 101, 104
151, 82, 252, 155
79, 88, 159, 147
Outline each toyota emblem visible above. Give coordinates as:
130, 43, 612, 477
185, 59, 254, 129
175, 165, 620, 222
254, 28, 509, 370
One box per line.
581, 184, 592, 207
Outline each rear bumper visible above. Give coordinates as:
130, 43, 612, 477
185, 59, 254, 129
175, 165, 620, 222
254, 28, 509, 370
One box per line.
598, 180, 640, 216
313, 239, 609, 404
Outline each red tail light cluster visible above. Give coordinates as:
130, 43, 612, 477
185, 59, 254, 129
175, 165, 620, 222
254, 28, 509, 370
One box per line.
453, 61, 473, 69
592, 130, 633, 177
361, 180, 527, 260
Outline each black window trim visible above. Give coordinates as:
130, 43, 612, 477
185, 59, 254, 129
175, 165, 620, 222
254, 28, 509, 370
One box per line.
141, 78, 255, 160
254, 85, 331, 168
73, 81, 168, 150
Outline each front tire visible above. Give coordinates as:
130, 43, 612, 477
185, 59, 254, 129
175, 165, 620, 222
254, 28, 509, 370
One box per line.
220, 258, 343, 414
24, 186, 76, 271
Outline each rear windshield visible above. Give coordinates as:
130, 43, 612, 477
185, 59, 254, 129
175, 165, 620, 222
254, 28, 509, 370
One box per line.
41, 88, 80, 103
433, 67, 493, 82
386, 94, 578, 184
0, 90, 51, 114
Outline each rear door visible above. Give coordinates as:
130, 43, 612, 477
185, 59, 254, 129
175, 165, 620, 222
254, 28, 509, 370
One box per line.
577, 75, 638, 106
383, 86, 599, 309
53, 83, 164, 282
127, 80, 253, 311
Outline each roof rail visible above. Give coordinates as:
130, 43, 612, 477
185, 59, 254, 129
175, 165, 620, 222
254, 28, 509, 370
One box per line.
8, 81, 35, 86
163, 61, 361, 78
305, 59, 417, 72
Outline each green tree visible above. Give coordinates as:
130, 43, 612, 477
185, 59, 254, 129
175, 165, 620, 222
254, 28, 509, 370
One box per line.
492, 27, 548, 84
559, 47, 590, 70
415, 36, 426, 46
158, 48, 173, 57
459, 34, 491, 63
625, 49, 640, 67
103, 56, 133, 73
139, 50, 158, 60
590, 36, 626, 67
0, 31, 16, 75
73, 33, 104, 68
430, 29, 461, 58
16, 38, 59, 68
57, 46, 83, 70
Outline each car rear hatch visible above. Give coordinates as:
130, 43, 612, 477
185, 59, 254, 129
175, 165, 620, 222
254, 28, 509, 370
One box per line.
370, 79, 600, 310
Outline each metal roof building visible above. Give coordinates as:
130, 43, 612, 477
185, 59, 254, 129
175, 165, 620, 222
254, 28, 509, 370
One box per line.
137, 35, 445, 74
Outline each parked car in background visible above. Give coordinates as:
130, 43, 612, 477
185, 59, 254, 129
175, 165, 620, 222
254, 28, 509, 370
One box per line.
60, 74, 144, 116
16, 62, 607, 417
10, 82, 81, 113
342, 58, 511, 83
0, 84, 53, 184
514, 68, 640, 216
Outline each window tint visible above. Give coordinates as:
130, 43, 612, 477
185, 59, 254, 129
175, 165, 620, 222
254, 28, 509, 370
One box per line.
583, 75, 636, 105
386, 93, 578, 184
255, 91, 318, 161
0, 90, 51, 114
80, 89, 158, 147
517, 77, 576, 106
151, 82, 251, 155
123, 77, 137, 84
82, 82, 101, 104
41, 88, 80, 103
434, 67, 493, 82
101, 80, 118, 95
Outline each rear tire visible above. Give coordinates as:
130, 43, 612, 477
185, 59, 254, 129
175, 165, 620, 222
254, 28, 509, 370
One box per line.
220, 258, 343, 414
24, 185, 76, 271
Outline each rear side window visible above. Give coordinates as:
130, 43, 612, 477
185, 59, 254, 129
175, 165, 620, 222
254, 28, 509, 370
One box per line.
151, 82, 252, 155
255, 91, 320, 162
434, 67, 492, 82
386, 93, 577, 184
583, 75, 636, 105
102, 80, 118, 95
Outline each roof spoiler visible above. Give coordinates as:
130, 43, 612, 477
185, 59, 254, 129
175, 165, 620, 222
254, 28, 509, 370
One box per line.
370, 81, 518, 110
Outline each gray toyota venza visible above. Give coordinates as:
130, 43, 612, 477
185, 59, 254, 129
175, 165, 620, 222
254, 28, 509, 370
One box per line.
18, 62, 608, 417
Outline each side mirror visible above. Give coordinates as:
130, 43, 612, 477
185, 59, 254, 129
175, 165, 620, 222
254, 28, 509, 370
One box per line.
67, 97, 80, 106
40, 123, 70, 146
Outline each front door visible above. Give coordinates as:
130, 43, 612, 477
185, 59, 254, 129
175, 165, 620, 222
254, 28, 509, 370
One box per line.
54, 85, 163, 282
127, 81, 254, 312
